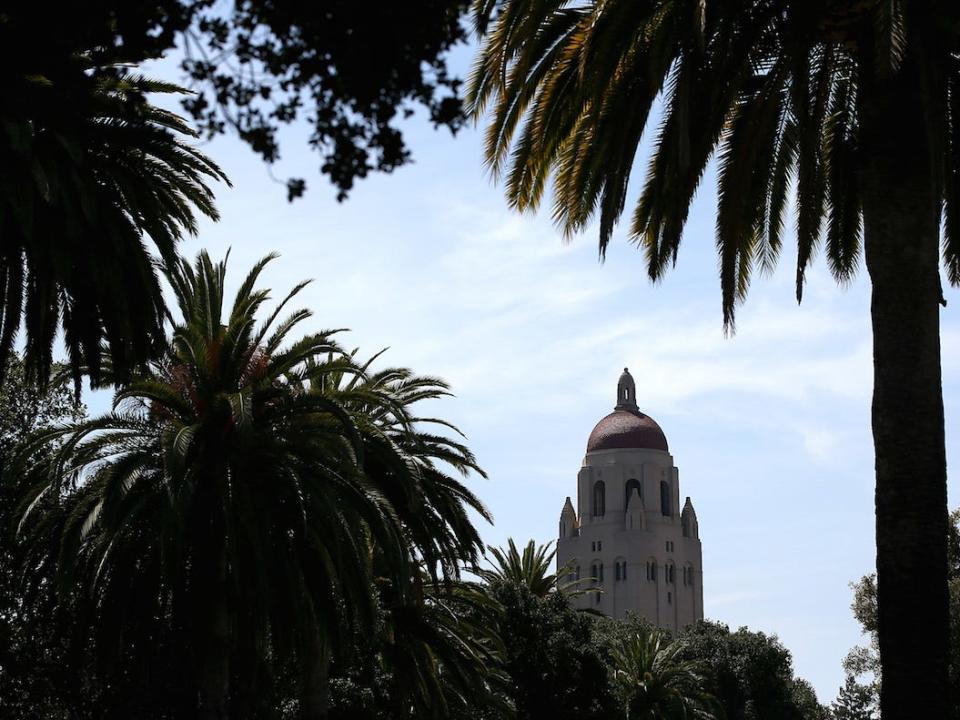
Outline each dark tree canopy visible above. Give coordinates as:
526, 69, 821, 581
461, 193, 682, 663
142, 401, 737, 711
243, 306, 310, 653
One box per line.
181, 0, 470, 200
3, 1, 471, 201
0, 14, 226, 386
0, 357, 86, 720
676, 621, 827, 720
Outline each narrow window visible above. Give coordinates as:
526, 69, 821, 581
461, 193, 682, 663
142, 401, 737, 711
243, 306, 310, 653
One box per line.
597, 541, 602, 551
593, 481, 606, 517
668, 591, 672, 604
576, 566, 581, 581
599, 564, 605, 582
591, 541, 595, 552
622, 562, 627, 580
660, 480, 671, 516
615, 563, 621, 581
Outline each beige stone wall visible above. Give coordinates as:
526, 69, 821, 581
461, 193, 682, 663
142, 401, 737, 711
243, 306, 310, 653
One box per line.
557, 447, 703, 633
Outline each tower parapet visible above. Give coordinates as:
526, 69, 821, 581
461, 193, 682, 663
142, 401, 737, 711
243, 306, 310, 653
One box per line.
559, 496, 579, 539
681, 497, 699, 539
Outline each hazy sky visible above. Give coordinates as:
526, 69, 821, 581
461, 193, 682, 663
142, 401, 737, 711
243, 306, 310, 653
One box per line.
131, 43, 960, 702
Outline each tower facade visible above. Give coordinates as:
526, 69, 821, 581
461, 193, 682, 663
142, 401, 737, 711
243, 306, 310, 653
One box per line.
557, 368, 703, 631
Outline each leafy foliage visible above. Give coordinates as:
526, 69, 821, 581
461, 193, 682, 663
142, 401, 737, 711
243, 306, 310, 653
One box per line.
489, 581, 619, 720
0, 356, 86, 719
830, 676, 878, 720
610, 627, 719, 720
180, 0, 471, 200
0, 32, 227, 386
468, 0, 960, 327
676, 621, 826, 720
327, 574, 511, 720
1, 2, 472, 201
15, 251, 490, 716
479, 538, 582, 597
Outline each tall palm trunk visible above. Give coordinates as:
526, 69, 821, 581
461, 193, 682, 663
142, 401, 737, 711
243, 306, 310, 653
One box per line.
859, 46, 951, 720
197, 524, 231, 720
198, 596, 230, 720
300, 625, 330, 720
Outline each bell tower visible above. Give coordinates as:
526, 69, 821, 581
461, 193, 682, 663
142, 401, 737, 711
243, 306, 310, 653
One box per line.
556, 368, 704, 631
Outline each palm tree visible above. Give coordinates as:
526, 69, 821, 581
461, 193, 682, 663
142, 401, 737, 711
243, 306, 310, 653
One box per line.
378, 572, 512, 718
304, 350, 491, 580
1, 55, 227, 388
480, 538, 584, 597
17, 251, 490, 719
611, 628, 719, 720
469, 3, 956, 717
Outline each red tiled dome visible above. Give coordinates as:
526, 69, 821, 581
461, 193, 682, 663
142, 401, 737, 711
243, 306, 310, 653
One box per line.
587, 410, 668, 453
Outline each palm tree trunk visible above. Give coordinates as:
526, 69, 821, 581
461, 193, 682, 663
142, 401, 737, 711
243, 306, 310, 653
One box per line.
859, 45, 951, 720
198, 546, 231, 720
198, 600, 230, 720
300, 627, 330, 720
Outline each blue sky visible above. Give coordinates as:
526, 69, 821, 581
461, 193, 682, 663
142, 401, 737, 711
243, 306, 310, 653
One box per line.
127, 44, 960, 703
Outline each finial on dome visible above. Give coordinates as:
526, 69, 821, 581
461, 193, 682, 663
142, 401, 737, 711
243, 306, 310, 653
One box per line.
615, 367, 638, 411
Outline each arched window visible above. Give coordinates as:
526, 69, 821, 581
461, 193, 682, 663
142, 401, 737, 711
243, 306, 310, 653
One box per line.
615, 563, 621, 581
660, 480, 671, 517
622, 562, 627, 580
593, 480, 606, 517
624, 478, 642, 508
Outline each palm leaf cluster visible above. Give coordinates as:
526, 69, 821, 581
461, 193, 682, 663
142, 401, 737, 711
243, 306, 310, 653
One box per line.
468, 0, 960, 327
611, 628, 719, 720
479, 537, 584, 597
0, 56, 227, 386
16, 251, 491, 714
377, 573, 511, 717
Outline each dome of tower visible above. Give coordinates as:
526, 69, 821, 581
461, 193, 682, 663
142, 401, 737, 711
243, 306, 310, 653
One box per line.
586, 367, 669, 452
586, 410, 669, 452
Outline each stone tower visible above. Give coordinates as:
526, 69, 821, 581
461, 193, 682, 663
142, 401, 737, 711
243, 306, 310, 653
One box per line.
556, 368, 703, 631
